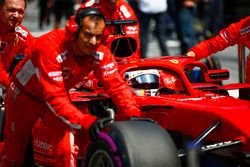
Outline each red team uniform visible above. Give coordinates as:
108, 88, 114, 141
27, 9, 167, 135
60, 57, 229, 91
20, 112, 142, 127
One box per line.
0, 23, 33, 88
1, 29, 140, 166
188, 16, 250, 83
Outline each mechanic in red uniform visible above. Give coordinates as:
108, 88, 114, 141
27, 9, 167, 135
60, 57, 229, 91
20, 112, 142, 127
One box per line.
187, 16, 250, 83
0, 0, 33, 90
0, 8, 140, 166
78, 0, 140, 60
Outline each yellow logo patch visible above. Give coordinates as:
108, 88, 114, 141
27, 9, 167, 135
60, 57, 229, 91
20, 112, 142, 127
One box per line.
14, 37, 20, 46
169, 59, 179, 64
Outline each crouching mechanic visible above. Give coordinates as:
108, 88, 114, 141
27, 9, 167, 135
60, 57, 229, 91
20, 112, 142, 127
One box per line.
0, 8, 140, 166
186, 16, 250, 83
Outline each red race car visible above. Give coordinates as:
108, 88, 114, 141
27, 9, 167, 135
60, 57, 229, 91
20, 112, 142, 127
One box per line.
30, 55, 250, 167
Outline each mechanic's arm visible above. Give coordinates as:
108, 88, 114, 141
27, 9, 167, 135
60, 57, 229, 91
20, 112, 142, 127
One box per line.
93, 47, 141, 119
186, 34, 231, 61
37, 49, 96, 130
187, 17, 247, 60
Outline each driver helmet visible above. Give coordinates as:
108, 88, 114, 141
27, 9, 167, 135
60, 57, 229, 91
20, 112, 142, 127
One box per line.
124, 69, 160, 96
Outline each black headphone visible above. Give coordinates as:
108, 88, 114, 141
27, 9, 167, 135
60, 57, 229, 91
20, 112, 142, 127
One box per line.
75, 8, 105, 27
66, 8, 105, 39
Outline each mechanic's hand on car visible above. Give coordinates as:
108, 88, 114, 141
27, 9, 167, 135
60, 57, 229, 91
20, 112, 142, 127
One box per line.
89, 117, 113, 141
186, 51, 196, 59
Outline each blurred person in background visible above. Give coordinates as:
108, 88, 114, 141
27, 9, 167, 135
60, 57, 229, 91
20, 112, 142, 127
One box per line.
127, 0, 138, 13
187, 16, 250, 83
52, 0, 75, 29
0, 0, 33, 90
38, 0, 52, 30
164, 0, 177, 39
135, 0, 169, 58
195, 0, 224, 41
175, 0, 198, 54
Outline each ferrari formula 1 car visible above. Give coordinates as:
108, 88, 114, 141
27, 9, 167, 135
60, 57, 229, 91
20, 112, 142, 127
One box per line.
30, 54, 250, 167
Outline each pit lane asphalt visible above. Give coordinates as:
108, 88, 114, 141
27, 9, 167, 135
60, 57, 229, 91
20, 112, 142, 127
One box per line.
23, 0, 248, 85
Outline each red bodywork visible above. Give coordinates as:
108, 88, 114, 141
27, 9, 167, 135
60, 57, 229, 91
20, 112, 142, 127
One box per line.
32, 55, 250, 166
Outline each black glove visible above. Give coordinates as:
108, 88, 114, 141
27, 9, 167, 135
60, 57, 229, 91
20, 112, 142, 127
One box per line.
89, 117, 113, 141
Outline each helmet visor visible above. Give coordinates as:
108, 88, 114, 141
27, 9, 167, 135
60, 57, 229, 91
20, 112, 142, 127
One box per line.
128, 74, 159, 89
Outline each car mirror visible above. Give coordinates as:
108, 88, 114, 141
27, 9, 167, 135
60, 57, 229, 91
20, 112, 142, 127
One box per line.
204, 69, 230, 83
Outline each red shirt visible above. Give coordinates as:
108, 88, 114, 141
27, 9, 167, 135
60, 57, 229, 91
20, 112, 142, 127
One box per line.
12, 29, 140, 129
0, 22, 33, 88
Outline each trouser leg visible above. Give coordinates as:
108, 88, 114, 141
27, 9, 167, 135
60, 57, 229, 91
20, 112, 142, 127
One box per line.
138, 12, 151, 58
0, 83, 42, 166
41, 110, 78, 167
154, 12, 169, 56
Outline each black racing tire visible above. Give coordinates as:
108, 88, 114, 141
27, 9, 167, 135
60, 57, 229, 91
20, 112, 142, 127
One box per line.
86, 121, 181, 167
86, 139, 117, 167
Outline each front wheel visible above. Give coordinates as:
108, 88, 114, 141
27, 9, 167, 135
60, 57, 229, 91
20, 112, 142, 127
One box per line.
87, 138, 118, 167
86, 121, 181, 167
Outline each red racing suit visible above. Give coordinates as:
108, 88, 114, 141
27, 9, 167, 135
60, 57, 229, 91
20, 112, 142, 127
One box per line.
0, 22, 33, 89
1, 29, 140, 166
188, 16, 250, 83
78, 0, 140, 61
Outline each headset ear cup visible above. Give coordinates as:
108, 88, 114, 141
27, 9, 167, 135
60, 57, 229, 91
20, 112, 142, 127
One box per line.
65, 8, 105, 41
65, 16, 78, 40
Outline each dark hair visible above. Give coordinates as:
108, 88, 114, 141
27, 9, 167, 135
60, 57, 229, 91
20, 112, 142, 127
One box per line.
74, 8, 105, 28
0, 0, 27, 8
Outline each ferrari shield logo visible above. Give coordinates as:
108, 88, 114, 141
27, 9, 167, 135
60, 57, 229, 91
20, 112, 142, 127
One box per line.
169, 59, 179, 64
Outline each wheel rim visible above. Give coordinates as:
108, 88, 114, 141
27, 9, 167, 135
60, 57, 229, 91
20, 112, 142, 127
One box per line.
88, 149, 115, 167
